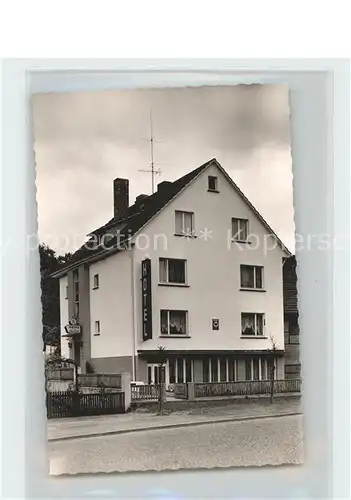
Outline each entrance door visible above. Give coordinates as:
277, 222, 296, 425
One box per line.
147, 364, 166, 384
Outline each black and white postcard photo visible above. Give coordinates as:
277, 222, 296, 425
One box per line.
32, 84, 302, 475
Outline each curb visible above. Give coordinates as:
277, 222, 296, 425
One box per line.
48, 411, 301, 443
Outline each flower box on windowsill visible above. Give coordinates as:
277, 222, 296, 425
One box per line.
240, 288, 266, 292
158, 283, 190, 288
241, 335, 268, 339
159, 335, 191, 339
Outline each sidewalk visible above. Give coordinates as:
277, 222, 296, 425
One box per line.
48, 397, 301, 442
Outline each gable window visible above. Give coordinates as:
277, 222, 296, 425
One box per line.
232, 218, 249, 242
175, 211, 195, 236
240, 265, 264, 289
93, 274, 99, 289
208, 176, 218, 192
160, 310, 188, 336
159, 258, 186, 284
241, 313, 264, 336
94, 320, 100, 335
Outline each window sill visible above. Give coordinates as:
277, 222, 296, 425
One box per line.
207, 189, 220, 193
232, 239, 251, 244
158, 283, 190, 288
240, 288, 266, 292
92, 286, 99, 290
93, 333, 101, 336
159, 335, 191, 339
241, 335, 268, 339
174, 233, 197, 238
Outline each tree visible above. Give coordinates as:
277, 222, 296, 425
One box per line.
39, 244, 72, 351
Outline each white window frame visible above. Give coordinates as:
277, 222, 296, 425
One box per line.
159, 258, 187, 284
93, 273, 99, 289
94, 320, 100, 335
240, 265, 264, 289
241, 312, 265, 336
175, 210, 195, 236
232, 217, 249, 242
160, 310, 188, 336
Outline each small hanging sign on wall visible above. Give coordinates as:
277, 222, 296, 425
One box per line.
212, 318, 219, 330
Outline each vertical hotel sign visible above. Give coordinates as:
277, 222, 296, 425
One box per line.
141, 258, 152, 340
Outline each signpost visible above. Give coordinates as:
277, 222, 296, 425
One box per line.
141, 258, 152, 341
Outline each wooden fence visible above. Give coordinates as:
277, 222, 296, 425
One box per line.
131, 384, 160, 401
194, 379, 301, 398
46, 391, 125, 419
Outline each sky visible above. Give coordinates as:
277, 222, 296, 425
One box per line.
32, 84, 294, 254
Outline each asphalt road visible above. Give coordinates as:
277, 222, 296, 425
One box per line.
49, 414, 303, 475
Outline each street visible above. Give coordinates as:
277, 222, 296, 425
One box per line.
49, 413, 303, 475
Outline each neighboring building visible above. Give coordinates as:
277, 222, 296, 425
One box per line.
283, 256, 301, 378
53, 158, 291, 384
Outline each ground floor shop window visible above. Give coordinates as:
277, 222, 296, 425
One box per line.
245, 358, 276, 381
202, 357, 238, 383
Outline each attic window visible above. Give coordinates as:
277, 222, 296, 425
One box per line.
208, 176, 218, 192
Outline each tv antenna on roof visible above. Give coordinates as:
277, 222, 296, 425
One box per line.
138, 109, 162, 194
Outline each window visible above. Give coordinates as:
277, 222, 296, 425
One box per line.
244, 358, 273, 381
240, 265, 264, 289
93, 274, 99, 289
159, 258, 186, 284
203, 359, 209, 382
219, 359, 227, 382
169, 359, 176, 384
208, 175, 218, 191
175, 210, 195, 236
177, 358, 184, 383
232, 218, 249, 242
210, 356, 218, 382
241, 313, 264, 336
160, 310, 188, 335
186, 359, 192, 383
65, 285, 68, 299
94, 320, 100, 335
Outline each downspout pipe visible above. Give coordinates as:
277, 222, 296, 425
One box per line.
130, 248, 137, 381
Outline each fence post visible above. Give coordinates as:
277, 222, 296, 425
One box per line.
120, 372, 132, 412
187, 382, 195, 401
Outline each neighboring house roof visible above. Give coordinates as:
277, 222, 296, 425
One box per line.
283, 256, 299, 314
52, 158, 291, 278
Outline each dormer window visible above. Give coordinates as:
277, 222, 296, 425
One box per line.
208, 176, 218, 192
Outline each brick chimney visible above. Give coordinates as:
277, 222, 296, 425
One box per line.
113, 178, 129, 219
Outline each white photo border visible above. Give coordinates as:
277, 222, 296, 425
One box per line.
1, 59, 350, 499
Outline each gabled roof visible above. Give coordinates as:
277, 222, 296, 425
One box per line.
53, 158, 290, 278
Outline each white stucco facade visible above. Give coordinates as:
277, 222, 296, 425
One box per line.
89, 252, 134, 359
133, 164, 286, 353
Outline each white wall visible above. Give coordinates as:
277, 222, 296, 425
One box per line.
133, 164, 287, 353
89, 251, 134, 358
59, 276, 70, 358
